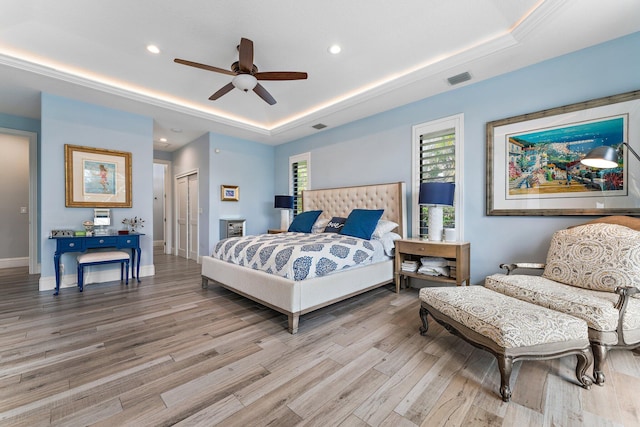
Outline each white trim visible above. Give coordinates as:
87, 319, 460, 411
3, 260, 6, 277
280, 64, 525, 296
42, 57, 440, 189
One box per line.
0, 127, 39, 274
411, 113, 464, 240
0, 257, 29, 269
154, 159, 173, 255
174, 169, 199, 260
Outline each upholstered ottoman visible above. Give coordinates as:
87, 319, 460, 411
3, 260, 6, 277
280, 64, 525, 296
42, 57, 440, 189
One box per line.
419, 286, 593, 402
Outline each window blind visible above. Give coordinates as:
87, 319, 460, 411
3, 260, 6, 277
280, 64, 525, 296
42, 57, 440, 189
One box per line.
291, 159, 308, 216
419, 128, 456, 237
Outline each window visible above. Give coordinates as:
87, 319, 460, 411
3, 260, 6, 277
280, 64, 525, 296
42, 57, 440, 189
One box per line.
289, 152, 310, 217
412, 114, 464, 239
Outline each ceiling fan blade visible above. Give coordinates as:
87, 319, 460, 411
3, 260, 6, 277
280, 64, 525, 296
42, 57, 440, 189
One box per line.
255, 71, 308, 81
174, 58, 236, 76
238, 38, 254, 73
209, 82, 235, 100
253, 83, 276, 105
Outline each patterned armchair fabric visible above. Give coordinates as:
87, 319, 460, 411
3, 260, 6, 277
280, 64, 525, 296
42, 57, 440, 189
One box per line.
486, 221, 640, 385
485, 274, 640, 333
542, 223, 640, 294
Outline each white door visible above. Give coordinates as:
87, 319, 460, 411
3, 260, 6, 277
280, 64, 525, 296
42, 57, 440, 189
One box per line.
187, 174, 198, 261
176, 172, 198, 260
176, 176, 188, 258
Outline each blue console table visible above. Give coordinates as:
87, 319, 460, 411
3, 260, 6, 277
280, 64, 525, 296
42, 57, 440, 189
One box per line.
50, 234, 143, 295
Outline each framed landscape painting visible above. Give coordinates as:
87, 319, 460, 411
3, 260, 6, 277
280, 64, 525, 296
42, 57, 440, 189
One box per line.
486, 90, 640, 216
65, 144, 132, 208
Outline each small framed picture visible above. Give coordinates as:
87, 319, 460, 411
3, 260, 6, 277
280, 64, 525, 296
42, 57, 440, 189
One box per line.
221, 185, 239, 201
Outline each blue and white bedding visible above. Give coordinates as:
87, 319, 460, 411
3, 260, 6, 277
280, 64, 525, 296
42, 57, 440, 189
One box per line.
212, 232, 387, 281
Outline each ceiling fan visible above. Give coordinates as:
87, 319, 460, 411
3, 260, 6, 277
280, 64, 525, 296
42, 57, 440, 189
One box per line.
174, 37, 308, 105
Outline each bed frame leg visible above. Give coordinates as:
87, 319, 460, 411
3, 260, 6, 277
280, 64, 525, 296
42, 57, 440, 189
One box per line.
288, 314, 299, 334
201, 276, 209, 289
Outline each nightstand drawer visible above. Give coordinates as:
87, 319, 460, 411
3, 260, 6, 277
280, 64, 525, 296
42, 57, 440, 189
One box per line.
396, 240, 457, 258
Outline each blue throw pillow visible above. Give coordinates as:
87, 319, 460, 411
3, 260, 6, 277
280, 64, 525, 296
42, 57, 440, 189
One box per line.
340, 209, 384, 240
324, 217, 347, 233
288, 210, 323, 233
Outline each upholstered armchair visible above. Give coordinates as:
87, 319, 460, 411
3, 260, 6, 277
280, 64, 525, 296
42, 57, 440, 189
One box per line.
484, 220, 640, 385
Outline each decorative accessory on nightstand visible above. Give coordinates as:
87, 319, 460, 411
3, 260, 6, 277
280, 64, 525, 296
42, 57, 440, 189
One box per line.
274, 195, 294, 230
419, 182, 455, 241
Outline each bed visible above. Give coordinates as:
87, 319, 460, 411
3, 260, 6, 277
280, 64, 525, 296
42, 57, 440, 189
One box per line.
201, 182, 407, 333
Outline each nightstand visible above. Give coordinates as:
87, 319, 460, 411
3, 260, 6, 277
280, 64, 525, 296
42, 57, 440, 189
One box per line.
267, 229, 287, 234
394, 238, 470, 293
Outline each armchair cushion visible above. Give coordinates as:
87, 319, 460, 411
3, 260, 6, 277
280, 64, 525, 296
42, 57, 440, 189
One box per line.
485, 273, 640, 334
542, 223, 640, 294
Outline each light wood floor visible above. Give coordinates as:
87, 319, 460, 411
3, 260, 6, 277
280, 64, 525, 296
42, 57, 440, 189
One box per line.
1, 251, 639, 426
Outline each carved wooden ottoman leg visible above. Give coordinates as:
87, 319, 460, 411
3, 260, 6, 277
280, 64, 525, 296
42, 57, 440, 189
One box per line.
497, 355, 513, 402
575, 348, 594, 389
419, 306, 430, 336
591, 342, 607, 385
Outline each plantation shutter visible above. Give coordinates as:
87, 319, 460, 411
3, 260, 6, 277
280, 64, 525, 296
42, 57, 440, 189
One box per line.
291, 159, 308, 216
419, 128, 456, 237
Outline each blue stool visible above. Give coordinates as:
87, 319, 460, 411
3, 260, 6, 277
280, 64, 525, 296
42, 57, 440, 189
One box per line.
76, 251, 130, 292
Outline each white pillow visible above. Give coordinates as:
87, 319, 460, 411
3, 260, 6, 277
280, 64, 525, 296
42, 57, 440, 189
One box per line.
372, 220, 399, 239
311, 218, 330, 233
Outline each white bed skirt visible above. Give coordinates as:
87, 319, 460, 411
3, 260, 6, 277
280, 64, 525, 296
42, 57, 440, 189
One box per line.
201, 255, 394, 333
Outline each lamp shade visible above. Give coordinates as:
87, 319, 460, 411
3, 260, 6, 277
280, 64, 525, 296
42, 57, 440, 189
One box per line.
274, 195, 294, 209
419, 182, 455, 206
581, 146, 619, 169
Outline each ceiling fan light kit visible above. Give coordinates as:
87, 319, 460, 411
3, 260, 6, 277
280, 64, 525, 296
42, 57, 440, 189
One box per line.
175, 37, 308, 105
232, 74, 258, 91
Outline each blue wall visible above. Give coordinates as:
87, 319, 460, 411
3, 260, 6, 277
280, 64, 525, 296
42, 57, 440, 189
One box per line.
39, 93, 154, 290
275, 31, 640, 284
210, 133, 275, 243
171, 132, 275, 256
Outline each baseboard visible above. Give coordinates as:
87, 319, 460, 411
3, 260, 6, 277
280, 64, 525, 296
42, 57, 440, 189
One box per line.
38, 264, 156, 292
0, 257, 28, 269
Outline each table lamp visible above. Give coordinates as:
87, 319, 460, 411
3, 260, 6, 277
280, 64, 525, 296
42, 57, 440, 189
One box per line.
274, 195, 294, 230
419, 182, 455, 241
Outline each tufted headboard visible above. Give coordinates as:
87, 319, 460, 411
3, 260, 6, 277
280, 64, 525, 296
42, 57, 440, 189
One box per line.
302, 182, 407, 238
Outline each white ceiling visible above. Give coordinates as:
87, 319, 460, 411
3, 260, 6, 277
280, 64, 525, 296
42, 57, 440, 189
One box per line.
0, 0, 638, 151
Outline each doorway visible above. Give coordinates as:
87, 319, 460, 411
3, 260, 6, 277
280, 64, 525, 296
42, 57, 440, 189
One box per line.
0, 128, 38, 273
176, 171, 198, 260
153, 160, 173, 255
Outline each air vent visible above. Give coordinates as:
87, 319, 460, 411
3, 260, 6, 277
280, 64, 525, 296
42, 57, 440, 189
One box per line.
312, 123, 327, 130
447, 72, 472, 86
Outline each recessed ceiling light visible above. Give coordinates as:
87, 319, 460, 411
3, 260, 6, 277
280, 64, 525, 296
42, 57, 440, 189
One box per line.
159, 137, 167, 142
328, 44, 341, 55
146, 45, 160, 54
